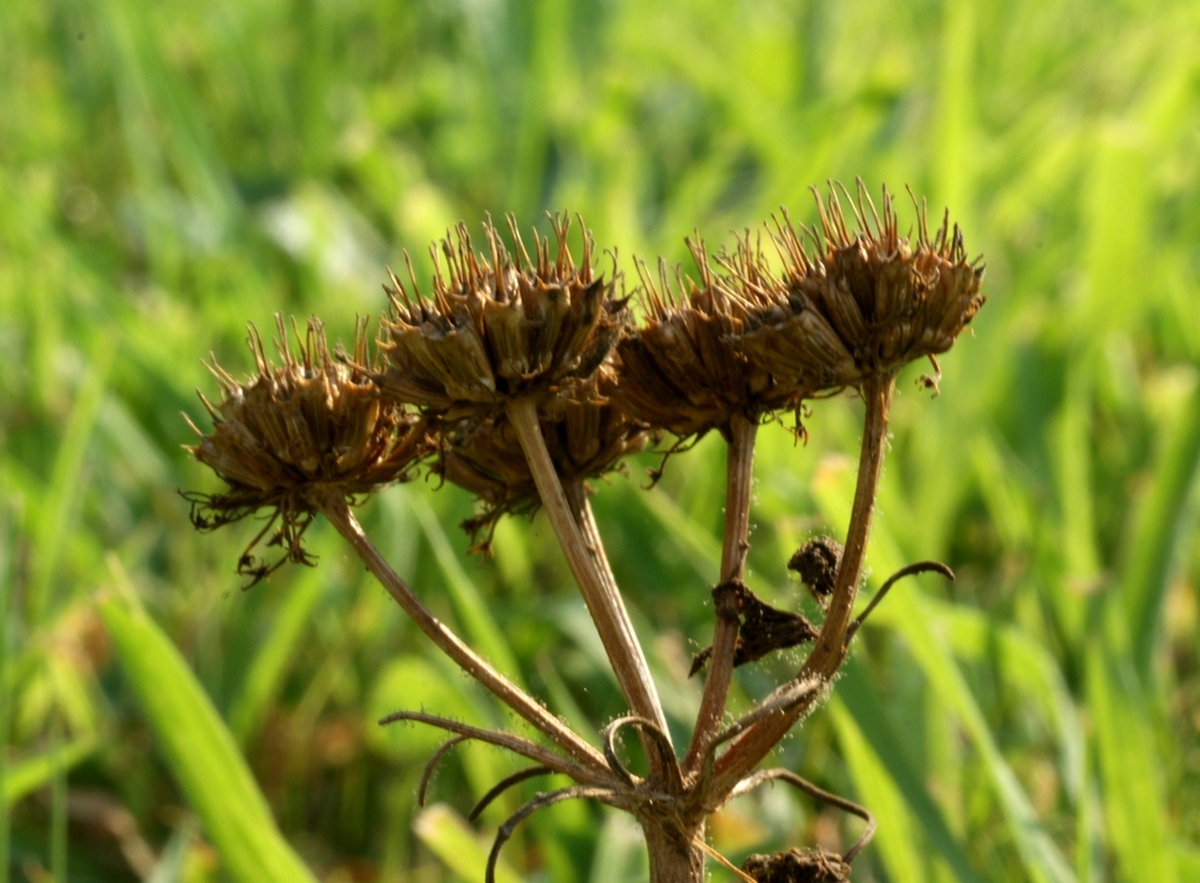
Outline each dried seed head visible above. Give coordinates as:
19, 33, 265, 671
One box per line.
788, 536, 844, 608
738, 181, 985, 389
432, 364, 649, 549
378, 214, 627, 419
741, 847, 851, 882
614, 241, 811, 440
183, 316, 429, 584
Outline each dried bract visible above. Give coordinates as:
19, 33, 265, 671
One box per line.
183, 316, 428, 583
738, 182, 985, 389
434, 365, 649, 547
378, 215, 626, 419
788, 536, 844, 608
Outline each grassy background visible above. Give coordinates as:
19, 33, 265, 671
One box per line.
2, 0, 1199, 880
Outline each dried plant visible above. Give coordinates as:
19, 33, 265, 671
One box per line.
185, 184, 984, 882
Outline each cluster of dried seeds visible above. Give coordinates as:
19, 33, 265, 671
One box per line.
183, 316, 429, 582
185, 185, 983, 578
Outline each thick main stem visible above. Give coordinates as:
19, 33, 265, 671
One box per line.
642, 815, 705, 883
711, 377, 894, 793
507, 398, 669, 741
317, 492, 608, 777
683, 412, 757, 775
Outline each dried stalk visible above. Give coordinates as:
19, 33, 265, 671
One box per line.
684, 412, 757, 775
507, 398, 668, 742
712, 377, 894, 792
317, 492, 608, 775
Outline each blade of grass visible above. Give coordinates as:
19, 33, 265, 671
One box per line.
2, 737, 96, 806
28, 339, 113, 624
1123, 379, 1200, 678
836, 658, 982, 883
413, 803, 523, 883
0, 500, 10, 881
828, 696, 925, 883
226, 566, 324, 746
1087, 602, 1177, 883
408, 494, 525, 687
97, 566, 318, 883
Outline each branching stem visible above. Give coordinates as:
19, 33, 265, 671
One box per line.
712, 377, 894, 793
318, 492, 608, 775
507, 398, 669, 746
684, 412, 757, 776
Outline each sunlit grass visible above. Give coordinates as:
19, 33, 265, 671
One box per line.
2, 0, 1198, 880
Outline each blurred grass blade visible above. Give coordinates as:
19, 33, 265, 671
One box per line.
815, 462, 1076, 883
888, 587, 1076, 883
928, 598, 1085, 799
1, 500, 11, 875
1122, 379, 1200, 677
588, 813, 647, 883
147, 816, 200, 883
227, 566, 324, 746
836, 659, 981, 883
828, 697, 925, 883
1086, 627, 1177, 882
2, 736, 96, 805
414, 803, 523, 883
29, 339, 113, 623
409, 495, 524, 684
97, 585, 318, 883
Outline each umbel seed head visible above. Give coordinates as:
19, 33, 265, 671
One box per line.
433, 364, 649, 550
378, 214, 627, 419
615, 240, 814, 440
183, 316, 428, 583
737, 182, 986, 390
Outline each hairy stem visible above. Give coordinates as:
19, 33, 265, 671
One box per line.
317, 492, 608, 775
507, 398, 668, 741
711, 377, 894, 792
684, 412, 757, 775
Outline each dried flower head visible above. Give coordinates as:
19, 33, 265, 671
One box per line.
614, 242, 814, 440
741, 847, 851, 883
183, 316, 428, 583
433, 365, 649, 548
378, 215, 627, 419
737, 182, 985, 391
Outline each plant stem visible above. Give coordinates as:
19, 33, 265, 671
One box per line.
683, 412, 757, 775
642, 814, 705, 883
507, 398, 669, 742
563, 478, 674, 781
711, 377, 894, 793
317, 492, 609, 777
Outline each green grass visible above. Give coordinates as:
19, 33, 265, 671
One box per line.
2, 0, 1198, 880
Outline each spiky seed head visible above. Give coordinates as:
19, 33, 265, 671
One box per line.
378, 214, 627, 419
183, 316, 429, 583
433, 364, 649, 550
737, 182, 985, 390
614, 241, 815, 440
